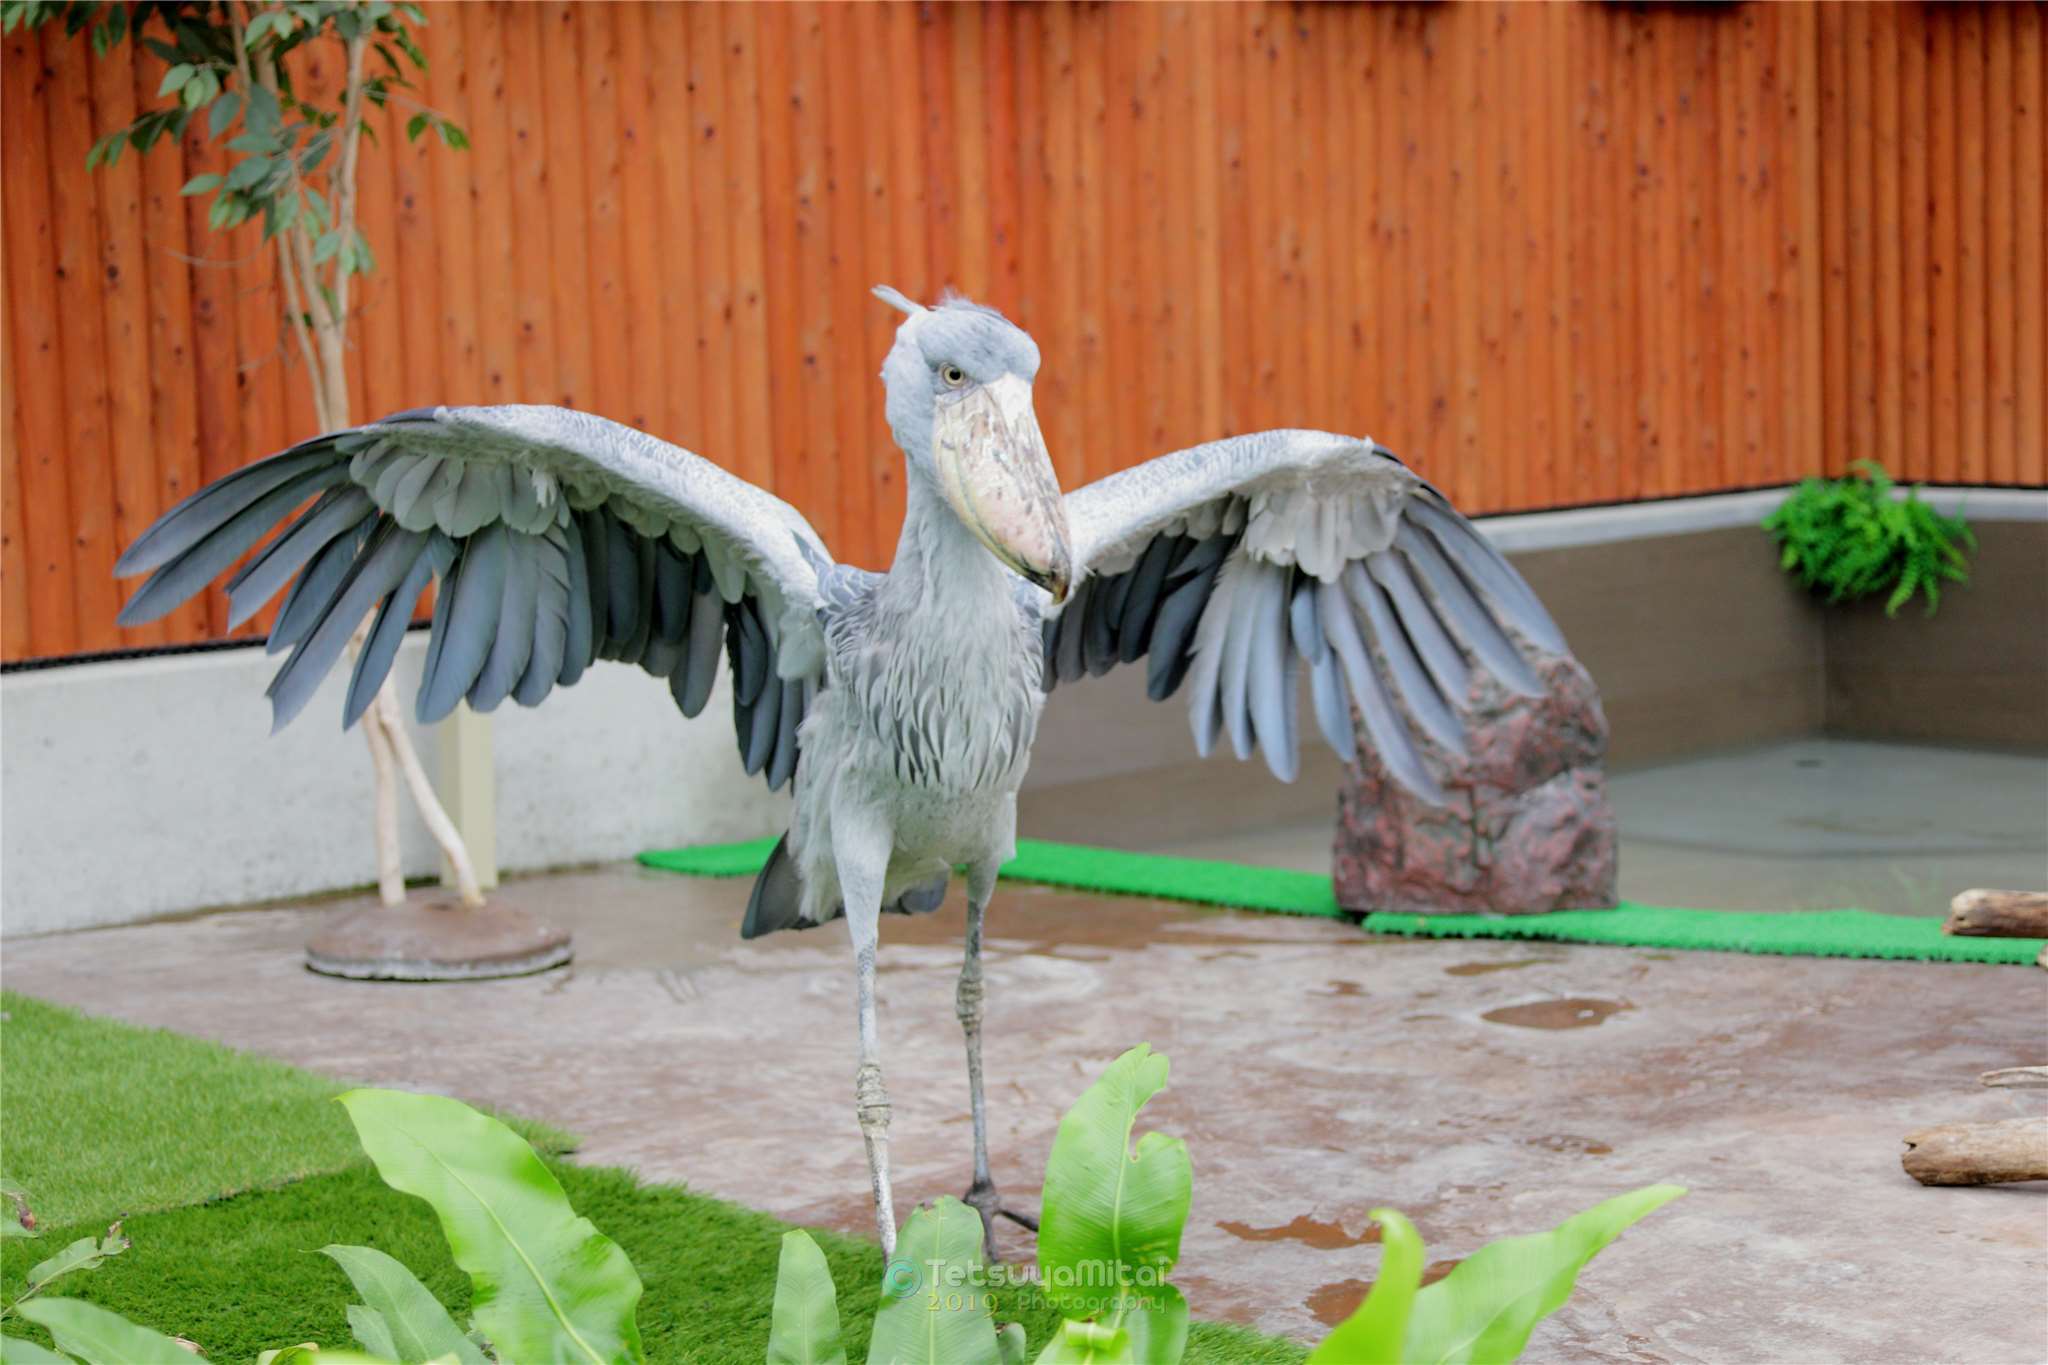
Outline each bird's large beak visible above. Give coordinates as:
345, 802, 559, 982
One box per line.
932, 374, 1072, 602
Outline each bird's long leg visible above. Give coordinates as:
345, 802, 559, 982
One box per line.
837, 819, 899, 1257
959, 862, 1037, 1261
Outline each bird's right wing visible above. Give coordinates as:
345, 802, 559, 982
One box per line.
116, 404, 830, 792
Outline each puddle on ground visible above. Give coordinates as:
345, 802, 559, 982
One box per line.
1526, 1133, 1614, 1156
1217, 1213, 1379, 1250
1443, 957, 1560, 977
1307, 1261, 1462, 1326
1315, 979, 1366, 998
1481, 997, 1632, 1030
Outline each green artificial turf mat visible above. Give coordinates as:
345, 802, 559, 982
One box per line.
638, 837, 2046, 965
0, 992, 574, 1229
0, 1165, 1302, 1365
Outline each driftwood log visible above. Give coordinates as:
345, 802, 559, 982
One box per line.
1980, 1066, 2048, 1090
1943, 889, 2048, 938
1900, 1117, 2048, 1185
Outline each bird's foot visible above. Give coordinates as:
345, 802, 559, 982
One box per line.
963, 1179, 1039, 1263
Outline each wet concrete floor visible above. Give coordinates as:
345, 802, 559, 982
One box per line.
4, 864, 2044, 1361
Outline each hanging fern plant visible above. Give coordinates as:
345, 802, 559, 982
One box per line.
1762, 461, 1975, 615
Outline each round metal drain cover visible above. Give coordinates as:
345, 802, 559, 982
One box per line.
306, 899, 572, 981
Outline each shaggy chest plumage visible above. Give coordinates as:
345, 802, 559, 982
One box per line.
827, 562, 1043, 797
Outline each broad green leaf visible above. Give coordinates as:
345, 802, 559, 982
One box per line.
866, 1198, 999, 1365
26, 1226, 124, 1291
345, 1306, 397, 1362
1306, 1210, 1423, 1365
765, 1231, 845, 1365
257, 1349, 399, 1365
207, 89, 241, 139
336, 1089, 644, 1365
1401, 1185, 1685, 1365
1036, 1045, 1191, 1319
1117, 1284, 1186, 1364
156, 62, 192, 96
180, 172, 221, 197
405, 112, 429, 143
0, 1334, 73, 1364
14, 1298, 192, 1365
0, 1219, 34, 1240
1031, 1320, 1129, 1364
995, 1322, 1027, 1365
320, 1245, 485, 1365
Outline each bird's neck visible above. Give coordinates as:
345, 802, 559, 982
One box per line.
886, 477, 1017, 614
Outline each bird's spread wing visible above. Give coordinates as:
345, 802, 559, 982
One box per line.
116, 404, 830, 792
1045, 430, 1566, 803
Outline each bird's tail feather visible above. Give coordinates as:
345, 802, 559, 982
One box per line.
739, 832, 950, 939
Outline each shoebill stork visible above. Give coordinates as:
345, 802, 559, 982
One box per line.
114, 286, 1567, 1258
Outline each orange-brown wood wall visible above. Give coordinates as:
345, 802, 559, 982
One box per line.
4, 1, 2043, 662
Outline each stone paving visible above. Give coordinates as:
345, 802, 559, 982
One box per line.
5, 863, 2044, 1361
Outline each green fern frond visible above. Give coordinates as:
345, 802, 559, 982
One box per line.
1760, 461, 1974, 616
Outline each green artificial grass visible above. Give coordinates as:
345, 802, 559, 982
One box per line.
1, 1166, 1301, 1365
0, 993, 573, 1229
638, 837, 2047, 966
0, 994, 1303, 1363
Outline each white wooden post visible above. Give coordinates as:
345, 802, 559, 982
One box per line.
438, 704, 498, 892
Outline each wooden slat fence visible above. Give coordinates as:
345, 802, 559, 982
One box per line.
3, 1, 2043, 662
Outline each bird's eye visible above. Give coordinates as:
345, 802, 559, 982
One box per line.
939, 364, 967, 389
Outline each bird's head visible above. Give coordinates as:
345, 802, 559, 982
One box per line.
874, 285, 1071, 602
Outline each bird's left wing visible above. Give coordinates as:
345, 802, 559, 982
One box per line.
1044, 430, 1567, 803
116, 404, 831, 791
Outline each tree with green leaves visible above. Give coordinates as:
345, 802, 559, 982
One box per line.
7, 0, 484, 907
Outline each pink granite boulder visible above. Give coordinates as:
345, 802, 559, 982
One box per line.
1333, 653, 1619, 914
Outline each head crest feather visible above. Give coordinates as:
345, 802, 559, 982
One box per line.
871, 284, 924, 316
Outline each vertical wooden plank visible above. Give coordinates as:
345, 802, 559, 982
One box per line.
391, 42, 445, 415
1213, 1, 1252, 441
1790, 0, 1825, 484
1190, 2, 1225, 445
983, 0, 1022, 315
611, 1, 662, 430
1648, 10, 1685, 499
917, 4, 958, 292
1982, 2, 2017, 484
648, 2, 701, 446
1484, 4, 1527, 509
2, 258, 25, 658
578, 2, 629, 427
754, 3, 810, 512
1447, 4, 1483, 508
947, 3, 990, 298
1926, 7, 1962, 484
722, 4, 776, 493
1956, 4, 1988, 485
1567, 5, 1606, 499
1155, 3, 1197, 452
1133, 0, 1175, 453
1896, 6, 1932, 486
1, 25, 71, 655
1027, 2, 1079, 483
822, 0, 876, 563
42, 28, 123, 649
876, 0, 929, 537
1818, 3, 1852, 477
1871, 5, 1905, 475
501, 0, 559, 402
789, 3, 843, 549
426, 0, 483, 403
350, 91, 406, 424
538, 2, 591, 409
1101, 5, 1145, 468
682, 4, 733, 459
1678, 12, 1722, 494
2014, 6, 2045, 485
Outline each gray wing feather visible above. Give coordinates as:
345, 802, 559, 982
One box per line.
224, 486, 375, 629
419, 523, 511, 722
269, 522, 367, 654
1052, 429, 1565, 804
346, 545, 439, 728
267, 521, 428, 731
114, 446, 332, 576
119, 463, 348, 626
112, 404, 832, 793
1394, 524, 1543, 697
1343, 562, 1467, 758
468, 537, 538, 712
